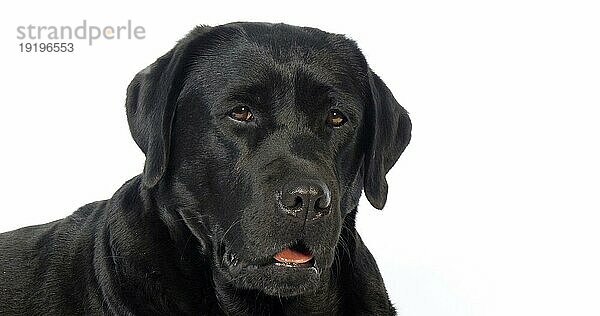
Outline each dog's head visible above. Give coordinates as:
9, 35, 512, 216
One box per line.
125, 22, 411, 297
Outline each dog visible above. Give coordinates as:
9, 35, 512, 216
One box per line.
0, 22, 411, 315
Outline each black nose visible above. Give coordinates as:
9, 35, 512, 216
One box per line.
280, 179, 332, 220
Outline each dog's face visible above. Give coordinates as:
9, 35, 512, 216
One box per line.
125, 23, 411, 297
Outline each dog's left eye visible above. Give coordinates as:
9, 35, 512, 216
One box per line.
229, 106, 253, 122
326, 109, 347, 127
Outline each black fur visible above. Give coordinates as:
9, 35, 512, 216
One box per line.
0, 22, 411, 315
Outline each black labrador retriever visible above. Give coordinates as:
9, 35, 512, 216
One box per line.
0, 22, 411, 315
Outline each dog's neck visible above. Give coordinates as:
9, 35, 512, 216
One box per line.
95, 175, 350, 315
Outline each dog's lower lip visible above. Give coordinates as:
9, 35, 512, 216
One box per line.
272, 258, 315, 268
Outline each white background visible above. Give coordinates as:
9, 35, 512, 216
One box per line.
1, 1, 599, 315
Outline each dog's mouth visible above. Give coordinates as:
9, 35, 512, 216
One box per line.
222, 240, 316, 270
219, 239, 322, 296
273, 241, 314, 267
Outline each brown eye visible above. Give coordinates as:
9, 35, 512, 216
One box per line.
229, 106, 253, 122
326, 109, 347, 127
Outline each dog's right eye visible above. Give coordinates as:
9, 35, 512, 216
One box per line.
326, 109, 347, 127
229, 106, 254, 122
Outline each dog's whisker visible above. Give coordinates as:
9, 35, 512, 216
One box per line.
217, 218, 244, 254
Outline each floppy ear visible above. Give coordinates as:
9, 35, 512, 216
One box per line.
125, 48, 187, 188
125, 26, 213, 188
363, 69, 412, 209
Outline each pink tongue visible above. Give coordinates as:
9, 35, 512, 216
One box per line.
274, 248, 313, 264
